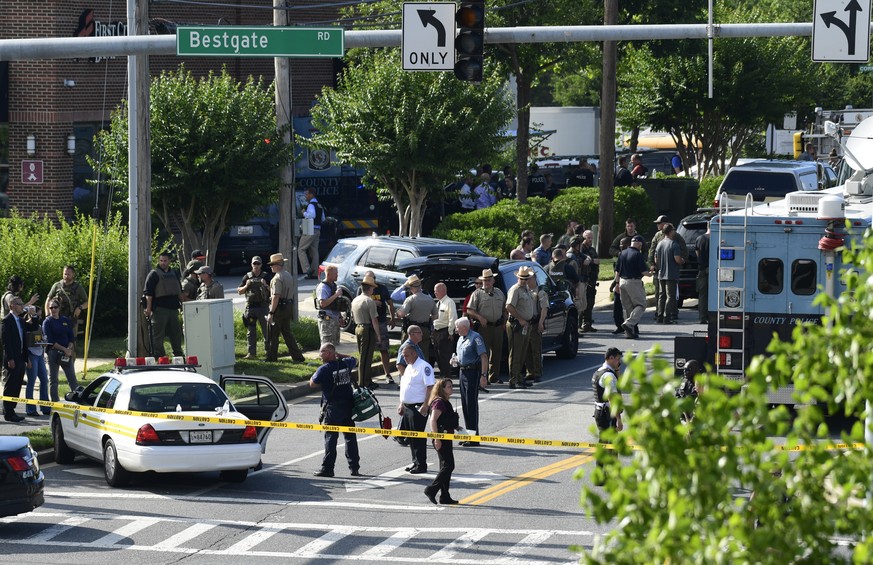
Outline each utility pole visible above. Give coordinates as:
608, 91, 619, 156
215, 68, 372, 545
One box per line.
598, 0, 618, 258
274, 0, 299, 319
128, 0, 151, 355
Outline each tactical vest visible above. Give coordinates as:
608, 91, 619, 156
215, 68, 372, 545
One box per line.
245, 271, 270, 304
316, 281, 340, 311
547, 259, 566, 281
592, 366, 616, 403
153, 269, 180, 299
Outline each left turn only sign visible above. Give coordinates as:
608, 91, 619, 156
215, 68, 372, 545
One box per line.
402, 3, 456, 71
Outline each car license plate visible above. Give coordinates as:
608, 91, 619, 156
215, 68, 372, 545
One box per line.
237, 225, 254, 235
189, 430, 213, 444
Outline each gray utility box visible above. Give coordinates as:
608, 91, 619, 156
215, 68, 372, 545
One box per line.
183, 298, 235, 381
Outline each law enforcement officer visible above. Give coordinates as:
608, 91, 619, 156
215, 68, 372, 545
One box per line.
364, 270, 396, 385
567, 235, 591, 325
432, 282, 457, 378
523, 272, 548, 384
351, 273, 381, 388
265, 253, 306, 362
397, 274, 436, 361
648, 215, 687, 323
396, 325, 426, 377
454, 317, 488, 446
505, 266, 535, 389
316, 264, 343, 347
309, 343, 361, 478
616, 235, 648, 339
237, 256, 271, 359
45, 264, 88, 342
143, 252, 184, 357
195, 266, 224, 299
466, 268, 506, 385
181, 260, 202, 302
580, 230, 600, 332
593, 347, 623, 475
397, 344, 435, 474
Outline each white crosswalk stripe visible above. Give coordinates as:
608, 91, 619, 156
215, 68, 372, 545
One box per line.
1, 510, 590, 563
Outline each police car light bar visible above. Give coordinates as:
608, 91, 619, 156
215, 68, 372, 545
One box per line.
114, 356, 200, 369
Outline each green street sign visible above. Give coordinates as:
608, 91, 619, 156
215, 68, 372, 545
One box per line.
176, 26, 344, 58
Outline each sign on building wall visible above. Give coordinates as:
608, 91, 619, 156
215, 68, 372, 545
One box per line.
21, 160, 43, 185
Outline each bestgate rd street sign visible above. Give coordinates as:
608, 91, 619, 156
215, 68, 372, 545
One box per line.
176, 26, 344, 58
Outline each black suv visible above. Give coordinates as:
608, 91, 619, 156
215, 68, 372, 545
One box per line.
675, 210, 715, 306
399, 255, 579, 363
320, 236, 485, 332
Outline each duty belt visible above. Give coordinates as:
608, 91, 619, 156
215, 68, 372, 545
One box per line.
485, 320, 502, 327
459, 362, 479, 370
409, 320, 430, 326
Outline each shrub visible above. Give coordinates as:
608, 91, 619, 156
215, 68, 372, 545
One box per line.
698, 175, 723, 208
433, 186, 655, 257
0, 212, 129, 337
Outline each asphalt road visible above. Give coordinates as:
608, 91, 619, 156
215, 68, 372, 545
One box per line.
0, 301, 688, 564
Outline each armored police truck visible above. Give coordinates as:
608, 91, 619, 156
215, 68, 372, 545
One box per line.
676, 116, 873, 405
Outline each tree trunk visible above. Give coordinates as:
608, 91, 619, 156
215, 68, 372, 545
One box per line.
515, 71, 531, 204
598, 0, 618, 258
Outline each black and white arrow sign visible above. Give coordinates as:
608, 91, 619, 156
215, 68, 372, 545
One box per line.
813, 0, 871, 62
402, 2, 456, 71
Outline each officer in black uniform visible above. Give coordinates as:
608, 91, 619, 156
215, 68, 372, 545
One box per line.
592, 347, 623, 473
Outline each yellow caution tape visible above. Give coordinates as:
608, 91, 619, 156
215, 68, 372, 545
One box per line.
1, 395, 865, 452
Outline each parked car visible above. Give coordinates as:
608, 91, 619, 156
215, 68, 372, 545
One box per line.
713, 160, 822, 209
399, 254, 579, 367
52, 358, 288, 487
0, 436, 45, 517
319, 236, 486, 332
214, 218, 277, 275
675, 210, 716, 307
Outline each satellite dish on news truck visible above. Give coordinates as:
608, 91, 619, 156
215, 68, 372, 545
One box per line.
843, 115, 873, 172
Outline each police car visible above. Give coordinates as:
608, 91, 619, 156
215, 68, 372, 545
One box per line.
51, 357, 288, 487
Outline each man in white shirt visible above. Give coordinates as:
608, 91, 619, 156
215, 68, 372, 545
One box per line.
432, 282, 457, 378
397, 345, 435, 474
299, 188, 324, 280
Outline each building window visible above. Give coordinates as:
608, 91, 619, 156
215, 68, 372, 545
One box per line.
758, 258, 783, 294
791, 259, 817, 296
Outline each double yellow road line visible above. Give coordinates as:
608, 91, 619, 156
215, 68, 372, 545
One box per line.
461, 451, 596, 506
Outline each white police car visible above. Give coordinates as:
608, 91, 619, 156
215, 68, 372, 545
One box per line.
51, 357, 288, 487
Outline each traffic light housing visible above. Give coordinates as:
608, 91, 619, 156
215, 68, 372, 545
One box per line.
455, 1, 484, 82
793, 131, 804, 159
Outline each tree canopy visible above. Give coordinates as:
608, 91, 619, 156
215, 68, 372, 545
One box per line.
304, 50, 513, 236
93, 66, 292, 259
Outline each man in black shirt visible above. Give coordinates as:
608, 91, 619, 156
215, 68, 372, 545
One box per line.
615, 235, 648, 339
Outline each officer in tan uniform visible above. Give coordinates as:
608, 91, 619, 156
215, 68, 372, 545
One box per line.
265, 253, 305, 363
505, 266, 536, 389
523, 272, 548, 383
466, 268, 506, 385
397, 275, 436, 361
351, 273, 382, 388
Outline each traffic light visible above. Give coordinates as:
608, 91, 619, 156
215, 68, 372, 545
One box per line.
793, 131, 803, 159
455, 1, 485, 82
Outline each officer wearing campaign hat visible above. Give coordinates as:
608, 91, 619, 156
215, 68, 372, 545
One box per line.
396, 274, 436, 361
466, 268, 506, 385
505, 266, 536, 389
266, 253, 305, 363
351, 273, 382, 388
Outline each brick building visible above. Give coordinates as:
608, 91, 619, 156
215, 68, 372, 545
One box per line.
0, 1, 341, 217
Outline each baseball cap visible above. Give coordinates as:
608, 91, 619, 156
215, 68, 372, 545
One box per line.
191, 249, 206, 260
654, 215, 669, 223
631, 235, 645, 243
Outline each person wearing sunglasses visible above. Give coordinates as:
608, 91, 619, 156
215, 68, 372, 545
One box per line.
42, 301, 78, 403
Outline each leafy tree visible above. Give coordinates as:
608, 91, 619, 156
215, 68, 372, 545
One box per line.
579, 231, 873, 563
93, 66, 293, 259
304, 50, 513, 236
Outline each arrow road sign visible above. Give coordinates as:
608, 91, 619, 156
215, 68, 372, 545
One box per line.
812, 0, 871, 62
402, 2, 456, 71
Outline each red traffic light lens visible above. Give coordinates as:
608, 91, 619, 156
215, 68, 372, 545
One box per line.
456, 5, 483, 28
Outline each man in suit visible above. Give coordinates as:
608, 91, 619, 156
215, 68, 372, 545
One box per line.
3, 297, 31, 421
